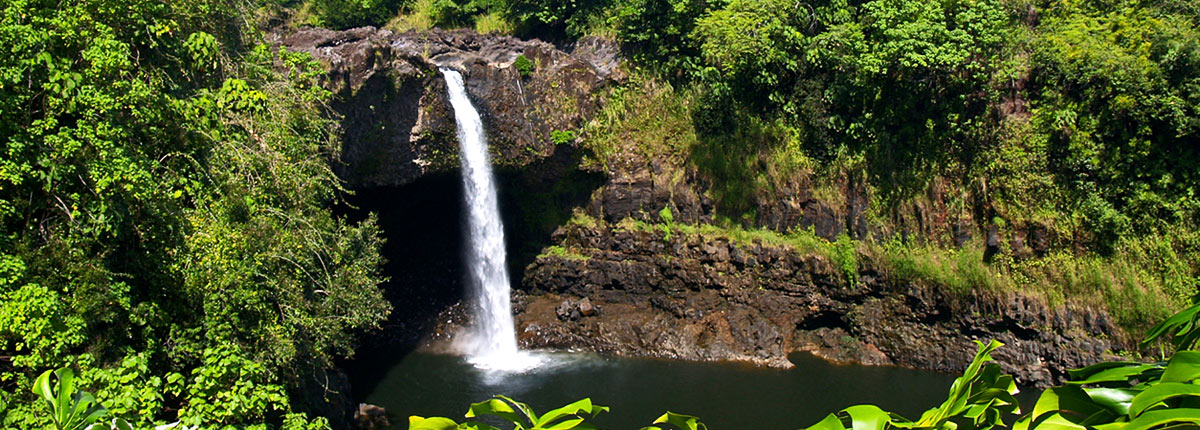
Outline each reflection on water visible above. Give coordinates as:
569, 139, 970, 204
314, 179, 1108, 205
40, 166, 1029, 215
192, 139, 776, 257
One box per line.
363, 350, 968, 430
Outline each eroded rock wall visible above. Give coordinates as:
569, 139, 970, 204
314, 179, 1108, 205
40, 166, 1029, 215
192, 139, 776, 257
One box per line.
280, 27, 621, 187
517, 221, 1122, 387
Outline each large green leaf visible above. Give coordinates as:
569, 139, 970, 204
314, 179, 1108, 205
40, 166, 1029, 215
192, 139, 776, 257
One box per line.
466, 397, 531, 427
1122, 408, 1200, 430
541, 418, 588, 430
642, 411, 708, 430
500, 395, 543, 426
1068, 362, 1153, 381
844, 404, 896, 430
1066, 364, 1163, 386
1129, 383, 1200, 417
536, 398, 607, 427
1024, 386, 1108, 428
1084, 387, 1137, 416
916, 340, 1005, 427
409, 416, 467, 430
1162, 351, 1200, 383
1142, 303, 1200, 350
807, 413, 849, 430
33, 369, 108, 430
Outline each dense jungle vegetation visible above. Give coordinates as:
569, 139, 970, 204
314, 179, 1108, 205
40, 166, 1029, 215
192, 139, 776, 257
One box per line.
2, 0, 1198, 428
288, 0, 1200, 335
1, 1, 389, 428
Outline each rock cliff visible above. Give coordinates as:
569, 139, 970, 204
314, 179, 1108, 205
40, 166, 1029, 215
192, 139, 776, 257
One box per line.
516, 220, 1120, 387
280, 27, 621, 187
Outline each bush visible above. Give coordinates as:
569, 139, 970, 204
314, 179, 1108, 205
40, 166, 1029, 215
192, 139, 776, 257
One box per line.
311, 0, 403, 29
514, 54, 534, 78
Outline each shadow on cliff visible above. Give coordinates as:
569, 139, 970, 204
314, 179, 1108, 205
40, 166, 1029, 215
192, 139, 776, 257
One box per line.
336, 173, 466, 399
498, 147, 605, 278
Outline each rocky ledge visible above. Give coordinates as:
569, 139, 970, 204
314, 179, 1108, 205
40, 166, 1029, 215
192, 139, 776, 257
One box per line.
514, 220, 1123, 387
279, 27, 621, 187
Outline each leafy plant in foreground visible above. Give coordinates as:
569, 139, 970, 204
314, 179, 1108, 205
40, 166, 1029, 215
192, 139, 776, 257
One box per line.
1013, 352, 1200, 430
805, 340, 1020, 430
33, 369, 110, 430
1142, 300, 1200, 353
409, 395, 715, 430
410, 395, 608, 429
1012, 302, 1200, 430
643, 411, 708, 430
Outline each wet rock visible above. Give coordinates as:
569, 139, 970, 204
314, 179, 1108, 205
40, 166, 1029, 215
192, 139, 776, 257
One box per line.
355, 403, 390, 430
577, 297, 597, 316
555, 297, 600, 321
556, 299, 581, 321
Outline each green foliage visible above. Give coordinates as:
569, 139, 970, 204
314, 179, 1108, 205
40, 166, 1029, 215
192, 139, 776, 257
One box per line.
475, 11, 514, 34
1143, 301, 1200, 352
1031, 4, 1200, 240
514, 54, 534, 78
0, 284, 87, 370
832, 234, 858, 285
550, 129, 576, 145
310, 0, 403, 29
410, 395, 609, 430
505, 0, 615, 37
804, 340, 1020, 430
541, 245, 590, 261
0, 1, 385, 429
77, 353, 173, 423
33, 369, 110, 430
581, 76, 698, 172
612, 0, 715, 76
642, 412, 708, 430
349, 0, 520, 32
659, 205, 675, 242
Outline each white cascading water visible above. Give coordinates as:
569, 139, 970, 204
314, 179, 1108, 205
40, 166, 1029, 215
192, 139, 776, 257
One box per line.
442, 68, 541, 372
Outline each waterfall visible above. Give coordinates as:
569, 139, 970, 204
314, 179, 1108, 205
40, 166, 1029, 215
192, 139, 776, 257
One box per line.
441, 68, 540, 372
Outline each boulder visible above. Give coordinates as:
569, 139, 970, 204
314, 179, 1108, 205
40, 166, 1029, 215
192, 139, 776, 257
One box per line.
354, 403, 389, 429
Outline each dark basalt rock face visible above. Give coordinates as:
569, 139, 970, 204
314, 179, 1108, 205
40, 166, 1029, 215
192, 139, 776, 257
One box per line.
279, 27, 621, 187
515, 221, 1124, 387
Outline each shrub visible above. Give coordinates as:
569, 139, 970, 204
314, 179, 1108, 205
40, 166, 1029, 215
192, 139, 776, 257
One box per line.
550, 129, 577, 145
514, 54, 534, 78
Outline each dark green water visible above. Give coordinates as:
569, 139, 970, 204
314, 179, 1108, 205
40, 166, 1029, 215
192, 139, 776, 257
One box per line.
362, 350, 967, 430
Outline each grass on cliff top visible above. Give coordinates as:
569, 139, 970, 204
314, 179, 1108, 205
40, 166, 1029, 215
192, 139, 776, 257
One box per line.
593, 212, 1182, 344
540, 245, 590, 261
581, 76, 698, 173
